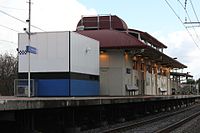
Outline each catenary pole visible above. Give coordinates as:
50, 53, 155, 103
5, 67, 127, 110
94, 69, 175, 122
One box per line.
27, 0, 31, 97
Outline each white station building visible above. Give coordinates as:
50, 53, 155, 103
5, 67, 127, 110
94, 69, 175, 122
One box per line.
17, 31, 99, 96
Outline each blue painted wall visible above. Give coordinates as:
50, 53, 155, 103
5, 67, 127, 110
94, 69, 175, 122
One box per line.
35, 79, 99, 96
37, 79, 69, 96
70, 80, 99, 96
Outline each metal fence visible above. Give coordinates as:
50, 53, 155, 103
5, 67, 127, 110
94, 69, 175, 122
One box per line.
14, 79, 36, 97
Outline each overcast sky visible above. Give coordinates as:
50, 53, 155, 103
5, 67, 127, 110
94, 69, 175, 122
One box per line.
0, 0, 200, 79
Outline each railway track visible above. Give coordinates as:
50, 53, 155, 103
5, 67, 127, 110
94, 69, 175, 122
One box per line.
155, 110, 200, 133
100, 103, 200, 133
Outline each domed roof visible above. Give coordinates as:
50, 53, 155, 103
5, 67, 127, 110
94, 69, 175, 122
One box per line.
76, 15, 128, 31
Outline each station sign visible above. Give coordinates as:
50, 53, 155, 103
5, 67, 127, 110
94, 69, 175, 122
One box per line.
26, 45, 37, 54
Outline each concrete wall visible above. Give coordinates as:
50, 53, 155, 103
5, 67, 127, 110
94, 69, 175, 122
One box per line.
100, 50, 124, 95
151, 74, 156, 95
100, 50, 152, 96
100, 49, 173, 96
157, 75, 168, 95
145, 72, 152, 95
123, 53, 134, 95
168, 78, 171, 94
131, 70, 140, 95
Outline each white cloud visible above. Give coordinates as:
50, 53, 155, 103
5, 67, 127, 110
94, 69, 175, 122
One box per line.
153, 29, 200, 79
0, 0, 97, 54
32, 0, 96, 31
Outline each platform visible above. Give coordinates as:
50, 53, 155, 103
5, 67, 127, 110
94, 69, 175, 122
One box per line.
0, 95, 199, 111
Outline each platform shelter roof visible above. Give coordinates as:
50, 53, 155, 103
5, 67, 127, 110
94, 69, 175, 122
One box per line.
170, 72, 193, 77
76, 15, 186, 69
140, 46, 187, 69
128, 29, 167, 48
77, 29, 147, 49
77, 29, 186, 69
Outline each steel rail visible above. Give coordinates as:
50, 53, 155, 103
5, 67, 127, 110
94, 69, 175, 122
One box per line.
155, 110, 200, 133
101, 103, 200, 133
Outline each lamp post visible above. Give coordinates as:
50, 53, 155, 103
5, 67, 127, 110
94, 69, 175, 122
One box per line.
26, 0, 31, 97
24, 0, 37, 97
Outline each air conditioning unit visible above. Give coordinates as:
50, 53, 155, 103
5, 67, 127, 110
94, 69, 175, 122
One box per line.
16, 85, 28, 96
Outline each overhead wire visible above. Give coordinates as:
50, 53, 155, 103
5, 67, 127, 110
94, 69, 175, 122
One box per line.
0, 3, 43, 53
165, 0, 200, 50
0, 5, 25, 11
189, 0, 200, 26
0, 40, 17, 45
177, 0, 200, 43
0, 40, 17, 53
0, 24, 20, 32
0, 9, 45, 31
0, 10, 19, 48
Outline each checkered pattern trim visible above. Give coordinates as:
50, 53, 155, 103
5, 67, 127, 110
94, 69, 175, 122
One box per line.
18, 50, 27, 55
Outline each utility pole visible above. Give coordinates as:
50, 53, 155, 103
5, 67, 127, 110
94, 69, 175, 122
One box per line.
25, 0, 37, 97
27, 0, 31, 97
184, 22, 200, 28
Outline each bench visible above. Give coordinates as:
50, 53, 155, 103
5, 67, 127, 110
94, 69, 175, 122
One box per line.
159, 88, 167, 95
125, 85, 139, 96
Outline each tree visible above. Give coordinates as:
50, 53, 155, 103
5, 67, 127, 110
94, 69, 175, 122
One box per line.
0, 53, 18, 95
186, 79, 195, 84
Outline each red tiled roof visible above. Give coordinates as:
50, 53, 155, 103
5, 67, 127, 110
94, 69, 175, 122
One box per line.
129, 29, 167, 48
76, 15, 186, 68
77, 29, 186, 68
77, 29, 147, 49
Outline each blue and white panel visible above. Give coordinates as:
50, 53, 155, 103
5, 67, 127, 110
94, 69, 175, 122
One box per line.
18, 31, 100, 96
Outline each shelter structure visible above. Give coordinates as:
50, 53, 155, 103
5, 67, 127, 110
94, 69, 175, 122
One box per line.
170, 72, 194, 94
76, 15, 187, 96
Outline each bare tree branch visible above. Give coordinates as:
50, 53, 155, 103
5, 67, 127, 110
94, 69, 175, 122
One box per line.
0, 53, 18, 95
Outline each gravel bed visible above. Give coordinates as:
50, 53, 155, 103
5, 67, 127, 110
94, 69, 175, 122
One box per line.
82, 104, 200, 133
125, 104, 200, 133
82, 112, 172, 133
170, 112, 200, 133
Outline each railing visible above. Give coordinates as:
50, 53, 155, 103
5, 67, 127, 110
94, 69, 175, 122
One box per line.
79, 14, 112, 30
14, 79, 36, 97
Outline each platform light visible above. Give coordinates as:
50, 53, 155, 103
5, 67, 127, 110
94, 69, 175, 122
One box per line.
100, 50, 106, 54
132, 56, 137, 61
141, 58, 144, 64
124, 51, 129, 60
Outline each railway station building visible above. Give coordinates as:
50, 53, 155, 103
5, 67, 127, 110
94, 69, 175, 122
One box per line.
76, 15, 187, 96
